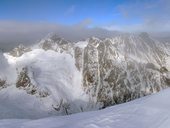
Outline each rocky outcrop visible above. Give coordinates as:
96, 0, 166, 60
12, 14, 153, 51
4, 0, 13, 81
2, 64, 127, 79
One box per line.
39, 34, 73, 56
9, 44, 31, 57
0, 79, 6, 89
16, 67, 49, 97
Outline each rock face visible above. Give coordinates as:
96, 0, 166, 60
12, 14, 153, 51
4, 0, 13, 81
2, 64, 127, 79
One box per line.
16, 67, 49, 97
9, 44, 31, 57
38, 34, 73, 56
0, 79, 6, 89
74, 34, 170, 107
1, 33, 170, 116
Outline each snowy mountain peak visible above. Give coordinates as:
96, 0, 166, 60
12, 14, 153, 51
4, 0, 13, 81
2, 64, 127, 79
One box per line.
0, 33, 170, 118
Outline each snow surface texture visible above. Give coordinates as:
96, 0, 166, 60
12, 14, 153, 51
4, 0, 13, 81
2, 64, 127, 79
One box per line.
1, 88, 170, 128
0, 33, 170, 119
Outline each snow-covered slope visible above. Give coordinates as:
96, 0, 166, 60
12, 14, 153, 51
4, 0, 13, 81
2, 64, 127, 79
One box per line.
1, 88, 170, 128
0, 49, 89, 119
0, 33, 170, 118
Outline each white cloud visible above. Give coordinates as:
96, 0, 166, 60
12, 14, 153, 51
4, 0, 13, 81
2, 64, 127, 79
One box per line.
113, 0, 170, 32
65, 5, 76, 16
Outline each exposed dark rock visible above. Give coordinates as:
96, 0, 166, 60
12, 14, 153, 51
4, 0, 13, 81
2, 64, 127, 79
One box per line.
9, 44, 31, 57
16, 67, 31, 88
160, 67, 169, 73
16, 67, 49, 97
0, 79, 6, 89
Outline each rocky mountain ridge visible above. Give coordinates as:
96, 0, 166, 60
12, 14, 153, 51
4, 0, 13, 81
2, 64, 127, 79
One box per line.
0, 32, 170, 118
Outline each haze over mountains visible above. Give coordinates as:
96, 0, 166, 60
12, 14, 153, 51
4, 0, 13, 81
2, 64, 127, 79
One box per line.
0, 26, 170, 52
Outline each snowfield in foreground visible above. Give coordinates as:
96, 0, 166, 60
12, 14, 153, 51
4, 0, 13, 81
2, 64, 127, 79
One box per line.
1, 88, 170, 128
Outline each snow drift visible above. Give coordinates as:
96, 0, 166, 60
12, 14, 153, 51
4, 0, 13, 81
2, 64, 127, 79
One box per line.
1, 88, 170, 128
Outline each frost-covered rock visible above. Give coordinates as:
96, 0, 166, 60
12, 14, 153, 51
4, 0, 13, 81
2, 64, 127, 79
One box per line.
76, 34, 170, 107
9, 44, 31, 57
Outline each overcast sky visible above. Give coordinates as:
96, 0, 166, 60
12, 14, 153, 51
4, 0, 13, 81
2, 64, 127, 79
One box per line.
0, 0, 170, 49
